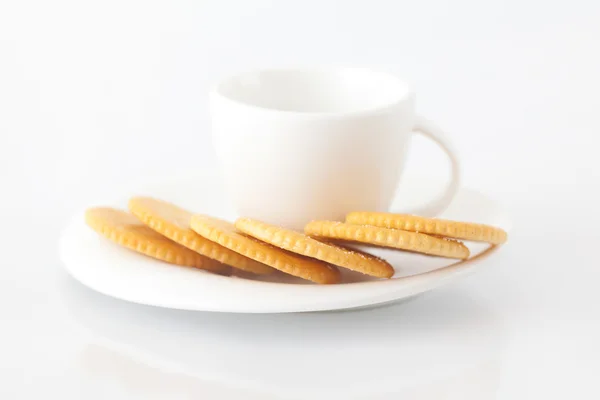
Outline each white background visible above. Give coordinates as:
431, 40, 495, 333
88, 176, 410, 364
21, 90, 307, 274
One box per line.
1, 0, 599, 398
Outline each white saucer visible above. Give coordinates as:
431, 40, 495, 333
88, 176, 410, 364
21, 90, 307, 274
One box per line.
59, 172, 511, 313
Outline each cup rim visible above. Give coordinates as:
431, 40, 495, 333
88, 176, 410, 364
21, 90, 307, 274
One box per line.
210, 67, 415, 119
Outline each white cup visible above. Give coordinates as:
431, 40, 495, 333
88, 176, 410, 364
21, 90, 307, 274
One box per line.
210, 67, 460, 229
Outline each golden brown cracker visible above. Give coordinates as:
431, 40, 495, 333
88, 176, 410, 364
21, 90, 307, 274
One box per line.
128, 197, 272, 274
191, 215, 341, 284
304, 220, 470, 259
346, 212, 507, 244
235, 218, 394, 278
85, 207, 226, 272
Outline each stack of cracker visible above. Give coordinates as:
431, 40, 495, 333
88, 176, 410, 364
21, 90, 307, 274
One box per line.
85, 198, 507, 284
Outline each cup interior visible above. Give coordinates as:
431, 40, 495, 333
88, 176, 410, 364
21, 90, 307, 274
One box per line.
214, 68, 410, 114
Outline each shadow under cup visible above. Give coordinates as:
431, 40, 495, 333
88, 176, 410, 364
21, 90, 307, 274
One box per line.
209, 68, 417, 229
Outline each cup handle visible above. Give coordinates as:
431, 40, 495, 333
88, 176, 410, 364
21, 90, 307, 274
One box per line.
401, 115, 461, 216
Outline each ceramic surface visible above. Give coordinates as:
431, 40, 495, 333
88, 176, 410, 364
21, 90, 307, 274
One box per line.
59, 173, 510, 313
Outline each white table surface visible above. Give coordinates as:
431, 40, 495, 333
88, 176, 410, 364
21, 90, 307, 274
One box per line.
1, 1, 599, 398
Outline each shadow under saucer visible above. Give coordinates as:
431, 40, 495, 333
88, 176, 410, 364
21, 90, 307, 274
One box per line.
60, 270, 507, 399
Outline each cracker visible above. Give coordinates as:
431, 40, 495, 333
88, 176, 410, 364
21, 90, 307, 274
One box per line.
346, 212, 507, 244
128, 197, 272, 275
235, 218, 394, 278
304, 221, 470, 259
191, 215, 341, 284
85, 207, 226, 273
